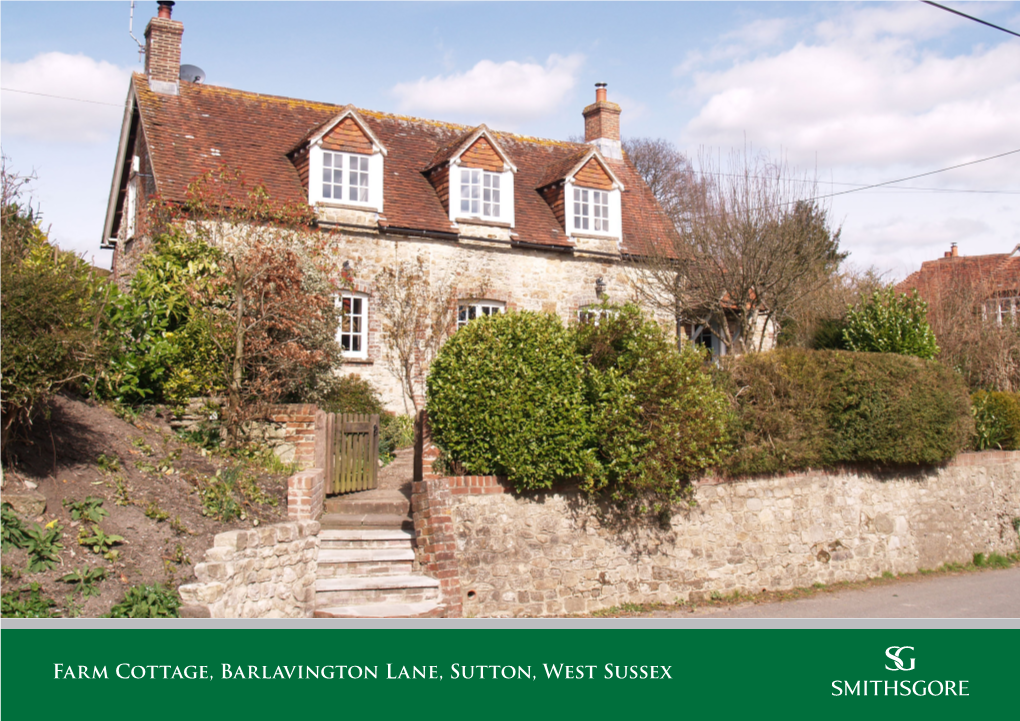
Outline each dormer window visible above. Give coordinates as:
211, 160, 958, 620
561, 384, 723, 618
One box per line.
573, 188, 609, 233
460, 169, 501, 218
323, 151, 370, 203
298, 108, 387, 213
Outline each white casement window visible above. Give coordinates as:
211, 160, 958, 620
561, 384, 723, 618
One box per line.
460, 169, 501, 218
457, 300, 504, 328
323, 151, 370, 204
985, 294, 1020, 325
125, 178, 138, 239
577, 305, 616, 326
573, 188, 610, 232
337, 292, 368, 359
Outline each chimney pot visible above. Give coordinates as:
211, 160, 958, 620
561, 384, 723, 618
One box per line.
595, 82, 607, 103
951, 242, 959, 257
157, 1, 175, 19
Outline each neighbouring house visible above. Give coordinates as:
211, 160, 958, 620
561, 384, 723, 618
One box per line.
102, 2, 761, 411
896, 243, 1020, 324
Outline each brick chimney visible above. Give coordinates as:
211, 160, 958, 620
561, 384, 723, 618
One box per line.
145, 1, 183, 95
944, 242, 959, 259
583, 83, 622, 159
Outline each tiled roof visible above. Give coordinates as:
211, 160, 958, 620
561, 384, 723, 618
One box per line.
131, 74, 677, 255
897, 249, 1020, 300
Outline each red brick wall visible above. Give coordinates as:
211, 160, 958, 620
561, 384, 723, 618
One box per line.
144, 18, 183, 84
583, 101, 621, 142
267, 404, 318, 469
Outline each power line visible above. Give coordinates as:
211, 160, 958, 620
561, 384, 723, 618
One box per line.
0, 86, 127, 108
920, 1, 1020, 39
697, 169, 1019, 195
812, 148, 1020, 202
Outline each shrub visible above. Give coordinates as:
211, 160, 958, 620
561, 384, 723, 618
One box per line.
427, 311, 593, 491
319, 374, 384, 415
1, 180, 113, 446
971, 391, 1020, 450
106, 583, 181, 618
843, 287, 938, 359
575, 303, 731, 501
720, 349, 972, 475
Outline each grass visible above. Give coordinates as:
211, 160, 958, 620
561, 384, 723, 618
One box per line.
581, 551, 1020, 617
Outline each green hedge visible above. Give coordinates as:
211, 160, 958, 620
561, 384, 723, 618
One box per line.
576, 303, 730, 502
971, 391, 1020, 450
426, 311, 593, 491
719, 349, 972, 476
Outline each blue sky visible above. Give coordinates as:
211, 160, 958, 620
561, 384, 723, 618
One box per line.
2, 1, 1019, 278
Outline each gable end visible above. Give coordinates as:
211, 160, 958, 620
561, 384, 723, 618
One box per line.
321, 117, 374, 155
459, 137, 504, 172
573, 158, 614, 190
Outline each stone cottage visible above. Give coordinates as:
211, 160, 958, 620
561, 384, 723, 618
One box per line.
102, 2, 701, 411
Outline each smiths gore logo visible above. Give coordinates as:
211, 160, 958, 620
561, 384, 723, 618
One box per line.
885, 646, 915, 671
831, 646, 970, 697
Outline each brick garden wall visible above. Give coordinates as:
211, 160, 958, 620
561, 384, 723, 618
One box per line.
413, 449, 1020, 617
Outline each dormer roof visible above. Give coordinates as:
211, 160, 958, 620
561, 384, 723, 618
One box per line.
424, 124, 517, 173
293, 105, 388, 156
536, 146, 624, 191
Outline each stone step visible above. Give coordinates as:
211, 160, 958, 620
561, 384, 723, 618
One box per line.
319, 548, 415, 564
319, 529, 415, 550
324, 493, 410, 516
315, 601, 445, 619
315, 574, 440, 607
316, 548, 416, 578
319, 513, 412, 531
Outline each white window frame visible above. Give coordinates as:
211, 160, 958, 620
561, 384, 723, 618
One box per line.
985, 293, 1020, 325
459, 169, 502, 218
457, 300, 505, 328
337, 291, 369, 359
577, 305, 617, 326
565, 180, 620, 238
309, 145, 384, 212
449, 163, 515, 226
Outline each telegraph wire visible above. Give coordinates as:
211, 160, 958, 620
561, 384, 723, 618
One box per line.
920, 1, 1020, 39
1, 86, 127, 108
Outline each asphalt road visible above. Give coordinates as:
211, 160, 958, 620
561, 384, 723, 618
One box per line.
680, 567, 1020, 618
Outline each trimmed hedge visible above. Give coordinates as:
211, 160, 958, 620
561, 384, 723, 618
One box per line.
426, 311, 593, 491
576, 303, 730, 501
719, 349, 973, 476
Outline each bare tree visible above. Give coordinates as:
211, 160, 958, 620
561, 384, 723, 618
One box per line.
629, 143, 844, 353
373, 256, 466, 414
924, 270, 1020, 391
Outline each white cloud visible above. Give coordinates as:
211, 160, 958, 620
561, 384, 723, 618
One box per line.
392, 54, 585, 128
1, 52, 131, 143
679, 13, 1020, 174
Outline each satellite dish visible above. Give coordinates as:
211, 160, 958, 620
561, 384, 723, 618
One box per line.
179, 64, 206, 84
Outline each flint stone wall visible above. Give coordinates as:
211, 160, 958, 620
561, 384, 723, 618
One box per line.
179, 520, 320, 618
448, 451, 1020, 617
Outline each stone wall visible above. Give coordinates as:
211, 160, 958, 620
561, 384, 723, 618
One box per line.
170, 400, 320, 468
178, 520, 320, 618
423, 451, 1020, 618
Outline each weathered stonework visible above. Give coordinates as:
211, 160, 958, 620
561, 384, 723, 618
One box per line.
179, 520, 320, 618
169, 400, 320, 468
441, 452, 1020, 617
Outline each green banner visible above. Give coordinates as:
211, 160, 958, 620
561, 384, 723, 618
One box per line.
1, 629, 1014, 719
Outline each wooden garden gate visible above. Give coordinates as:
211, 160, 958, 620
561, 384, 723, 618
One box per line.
324, 413, 379, 494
